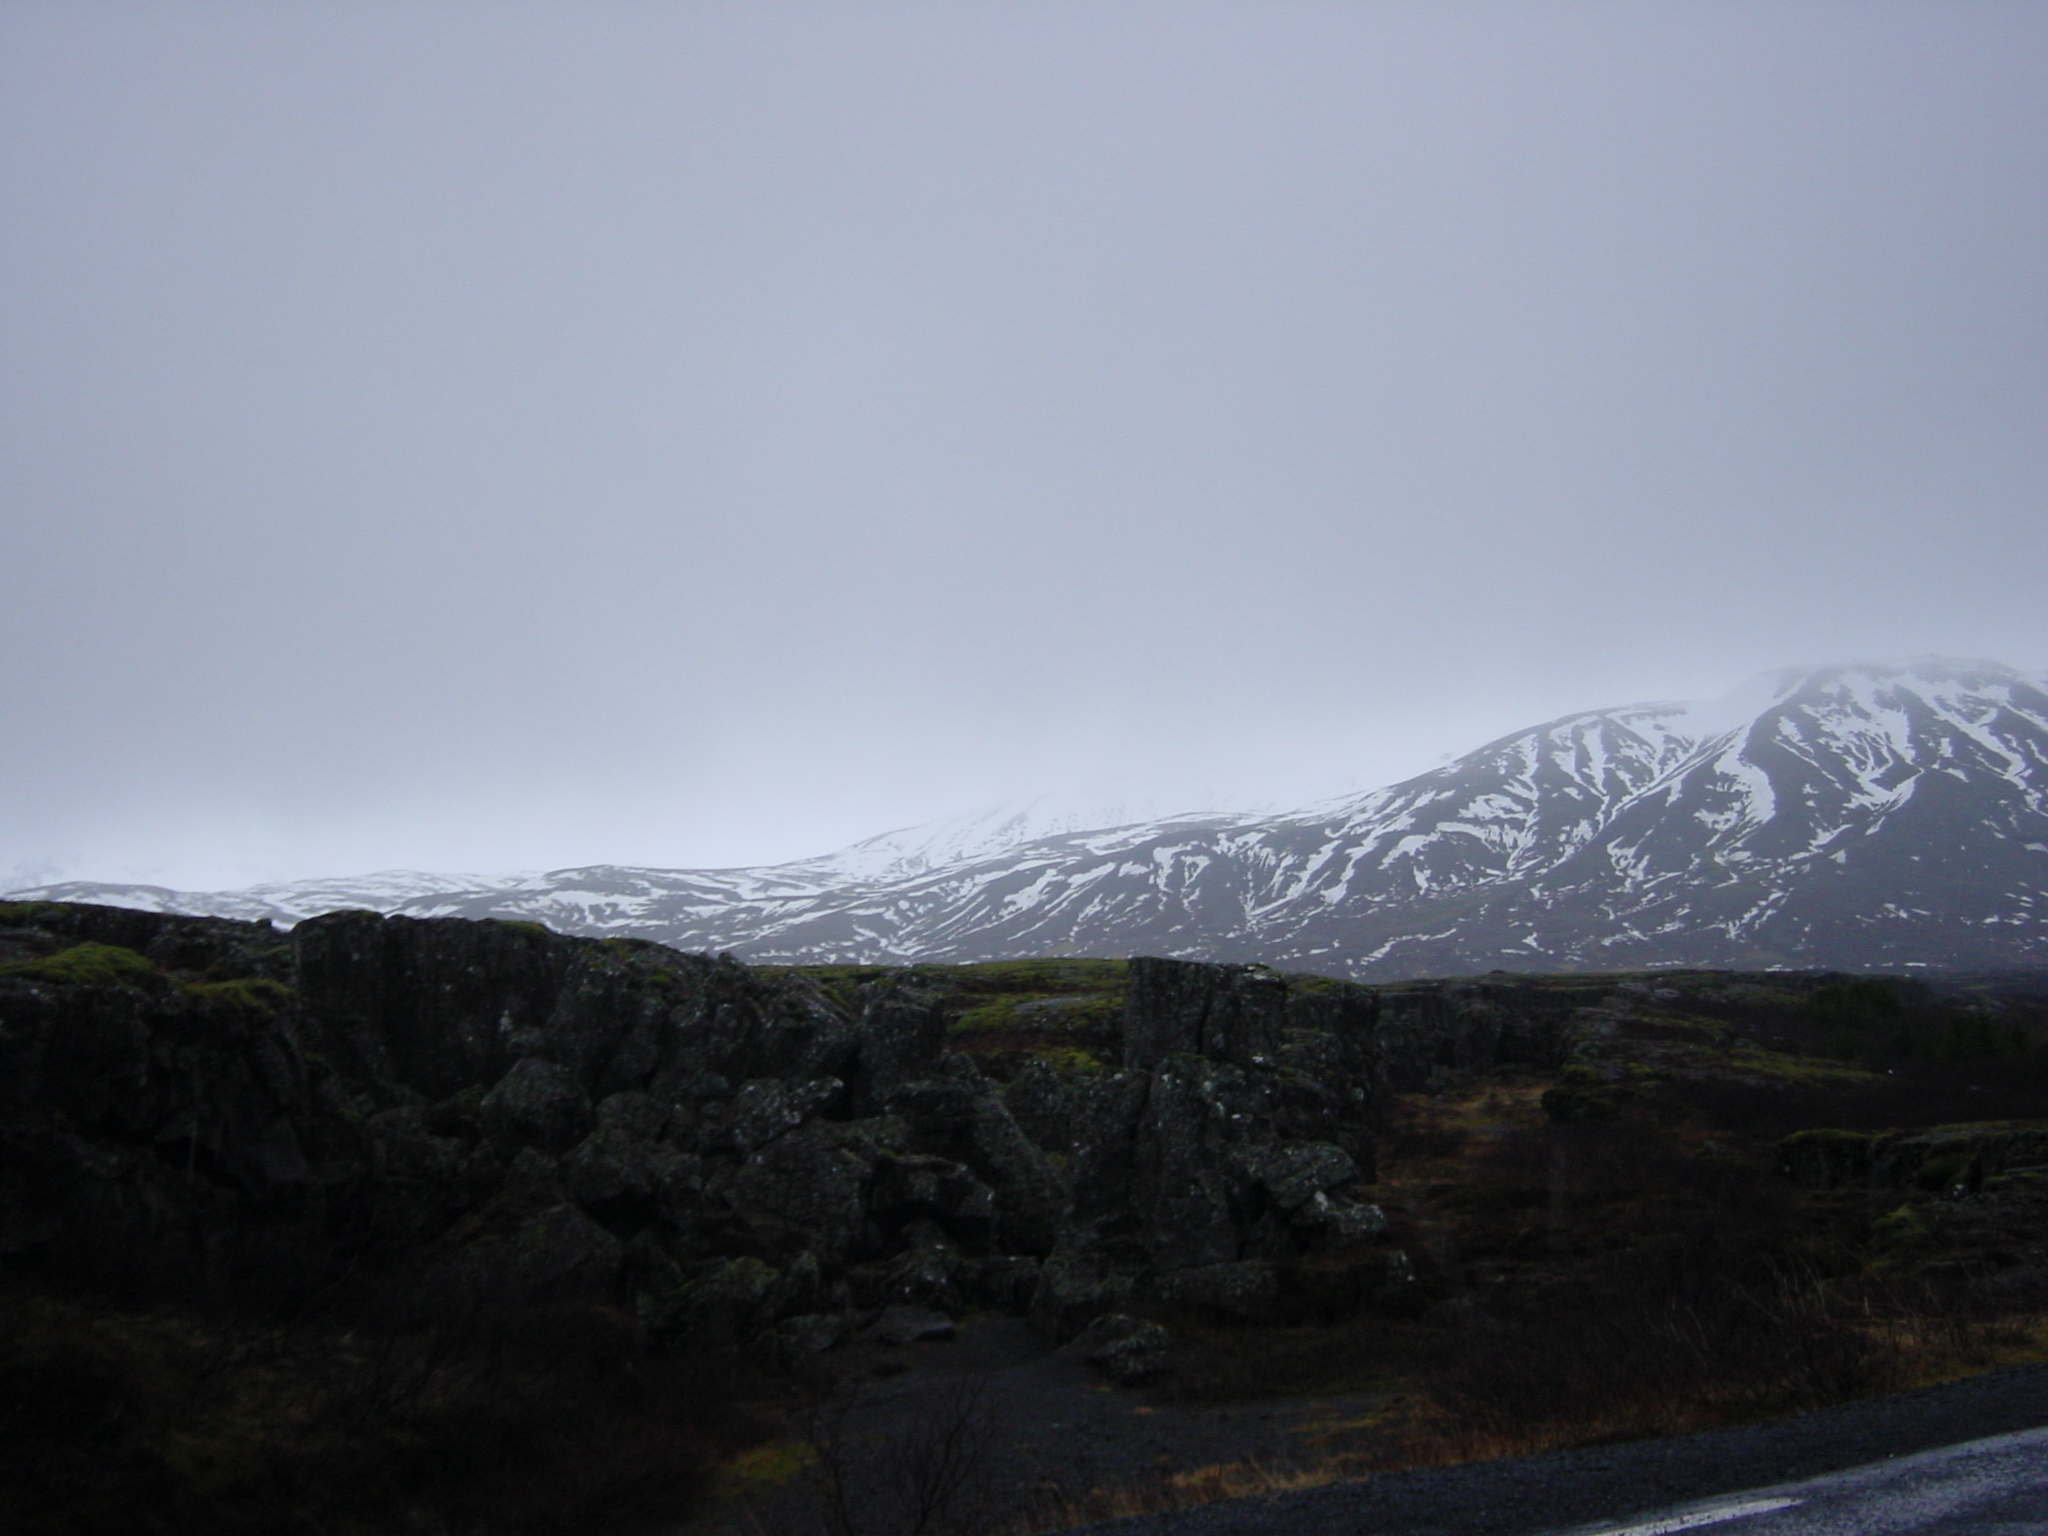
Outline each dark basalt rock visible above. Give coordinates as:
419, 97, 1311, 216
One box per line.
0, 902, 1634, 1360
1241, 1140, 1359, 1212
1122, 956, 1287, 1072
851, 982, 949, 1111
652, 1255, 782, 1347
1070, 1312, 1173, 1382
481, 1057, 595, 1153
870, 1154, 998, 1239
291, 910, 565, 1100
722, 1076, 845, 1152
1781, 1122, 2048, 1194
1030, 1238, 1141, 1338
722, 1121, 875, 1269
1371, 980, 1590, 1092
1152, 1258, 1281, 1320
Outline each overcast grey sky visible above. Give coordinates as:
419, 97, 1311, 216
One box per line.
4, 1, 2045, 890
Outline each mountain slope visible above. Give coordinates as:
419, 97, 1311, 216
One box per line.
16, 658, 2047, 977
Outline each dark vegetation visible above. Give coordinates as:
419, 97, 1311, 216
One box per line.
793, 1379, 1003, 1536
1347, 971, 2048, 1466
764, 958, 1129, 1079
0, 1191, 764, 1532
0, 1282, 763, 1536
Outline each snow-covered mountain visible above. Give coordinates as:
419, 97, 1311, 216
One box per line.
6, 793, 1251, 932
15, 658, 2047, 978
778, 793, 1266, 884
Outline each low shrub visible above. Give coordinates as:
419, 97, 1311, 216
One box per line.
1432, 1268, 1899, 1439
0, 1278, 763, 1536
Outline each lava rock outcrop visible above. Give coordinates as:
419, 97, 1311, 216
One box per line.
0, 902, 1580, 1354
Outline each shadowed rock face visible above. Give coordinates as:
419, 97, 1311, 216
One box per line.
0, 904, 1597, 1349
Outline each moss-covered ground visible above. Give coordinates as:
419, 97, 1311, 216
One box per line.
767, 957, 1133, 1078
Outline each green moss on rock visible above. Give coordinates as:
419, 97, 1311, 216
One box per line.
179, 977, 293, 1015
1870, 1201, 1936, 1263
1, 942, 158, 988
1023, 1044, 1108, 1074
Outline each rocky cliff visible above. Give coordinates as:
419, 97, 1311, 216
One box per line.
0, 901, 1615, 1362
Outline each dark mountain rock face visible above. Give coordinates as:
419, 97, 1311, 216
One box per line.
813, 658, 2047, 978
0, 902, 1605, 1348
26, 659, 2045, 977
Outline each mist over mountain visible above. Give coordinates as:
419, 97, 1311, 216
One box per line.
17, 659, 2047, 979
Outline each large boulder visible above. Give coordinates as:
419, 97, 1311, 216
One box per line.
719, 1076, 845, 1152
412, 1176, 626, 1308
851, 982, 949, 1111
1240, 1141, 1359, 1212
560, 1124, 700, 1236
869, 1154, 998, 1242
480, 1058, 595, 1154
1123, 957, 1289, 1072
647, 956, 859, 1090
1029, 1236, 1140, 1339
648, 1255, 780, 1347
1057, 1069, 1152, 1227
721, 1121, 876, 1268
1071, 1313, 1172, 1383
1130, 1056, 1267, 1271
1002, 1059, 1074, 1152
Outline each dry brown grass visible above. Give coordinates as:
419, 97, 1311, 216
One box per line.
1857, 1296, 2048, 1387
1009, 1450, 1381, 1534
1010, 1105, 2048, 1533
1002, 1301, 2048, 1534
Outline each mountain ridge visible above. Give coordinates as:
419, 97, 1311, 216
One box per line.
15, 657, 2047, 978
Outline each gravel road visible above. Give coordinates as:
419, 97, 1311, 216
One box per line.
1067, 1362, 2048, 1536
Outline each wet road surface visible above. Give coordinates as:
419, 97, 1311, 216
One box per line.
1073, 1361, 2048, 1536
1556, 1425, 2048, 1535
